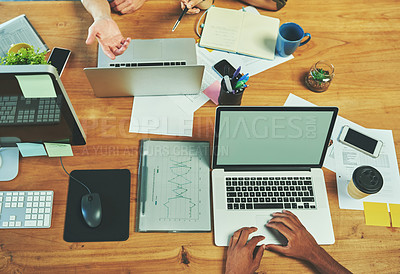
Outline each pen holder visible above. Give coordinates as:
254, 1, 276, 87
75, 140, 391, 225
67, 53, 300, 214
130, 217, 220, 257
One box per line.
218, 78, 244, 105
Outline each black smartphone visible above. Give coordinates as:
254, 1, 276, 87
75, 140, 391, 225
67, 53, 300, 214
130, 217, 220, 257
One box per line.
48, 47, 71, 76
212, 59, 237, 78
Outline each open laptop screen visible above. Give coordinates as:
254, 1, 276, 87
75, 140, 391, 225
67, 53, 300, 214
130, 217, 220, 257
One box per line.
212, 106, 338, 170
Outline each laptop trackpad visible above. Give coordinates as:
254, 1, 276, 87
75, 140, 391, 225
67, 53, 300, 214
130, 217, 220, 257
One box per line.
256, 215, 288, 245
132, 40, 162, 61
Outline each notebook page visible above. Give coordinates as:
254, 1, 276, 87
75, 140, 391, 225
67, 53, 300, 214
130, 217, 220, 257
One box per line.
237, 13, 279, 60
199, 7, 244, 53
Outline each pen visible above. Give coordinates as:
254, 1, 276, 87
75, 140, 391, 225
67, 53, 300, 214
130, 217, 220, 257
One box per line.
232, 66, 241, 78
140, 154, 148, 215
172, 6, 188, 32
237, 73, 249, 82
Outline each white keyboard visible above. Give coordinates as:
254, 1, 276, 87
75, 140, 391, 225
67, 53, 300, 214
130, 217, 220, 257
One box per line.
0, 191, 54, 229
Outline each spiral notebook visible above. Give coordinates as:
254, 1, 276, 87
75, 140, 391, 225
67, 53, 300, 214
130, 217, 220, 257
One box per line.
199, 7, 279, 60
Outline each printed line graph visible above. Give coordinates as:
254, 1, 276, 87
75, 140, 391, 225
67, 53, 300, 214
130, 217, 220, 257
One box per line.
161, 156, 200, 221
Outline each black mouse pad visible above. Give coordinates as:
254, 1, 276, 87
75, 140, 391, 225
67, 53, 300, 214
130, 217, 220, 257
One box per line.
63, 169, 131, 242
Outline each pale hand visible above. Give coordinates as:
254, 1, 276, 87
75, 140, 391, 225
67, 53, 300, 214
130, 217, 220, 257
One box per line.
110, 0, 146, 14
86, 18, 131, 60
180, 0, 204, 14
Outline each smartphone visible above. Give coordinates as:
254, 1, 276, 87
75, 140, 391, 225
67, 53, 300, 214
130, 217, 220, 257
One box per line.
338, 125, 383, 158
213, 59, 237, 78
48, 47, 71, 76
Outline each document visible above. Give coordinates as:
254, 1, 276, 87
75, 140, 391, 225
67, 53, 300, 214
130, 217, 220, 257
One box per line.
200, 7, 279, 60
335, 129, 400, 210
137, 140, 211, 232
0, 15, 48, 57
129, 96, 194, 137
196, 44, 293, 92
284, 93, 400, 210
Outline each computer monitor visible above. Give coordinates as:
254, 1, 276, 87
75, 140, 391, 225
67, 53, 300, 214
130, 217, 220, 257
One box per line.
0, 65, 86, 181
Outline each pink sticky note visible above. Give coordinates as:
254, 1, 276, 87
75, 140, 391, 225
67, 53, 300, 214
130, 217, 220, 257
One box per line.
203, 80, 221, 105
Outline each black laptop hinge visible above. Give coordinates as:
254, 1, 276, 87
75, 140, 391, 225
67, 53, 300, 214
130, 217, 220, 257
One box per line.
222, 166, 312, 172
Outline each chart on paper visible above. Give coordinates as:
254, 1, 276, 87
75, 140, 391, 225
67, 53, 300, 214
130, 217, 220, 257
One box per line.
138, 140, 211, 232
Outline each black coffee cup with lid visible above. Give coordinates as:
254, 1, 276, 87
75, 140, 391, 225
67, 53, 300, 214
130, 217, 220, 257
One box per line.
347, 166, 383, 199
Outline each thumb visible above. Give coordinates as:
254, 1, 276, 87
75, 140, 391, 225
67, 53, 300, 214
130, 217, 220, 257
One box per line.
86, 27, 97, 45
265, 244, 287, 255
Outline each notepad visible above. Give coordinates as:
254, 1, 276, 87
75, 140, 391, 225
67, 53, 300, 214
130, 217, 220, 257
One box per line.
199, 7, 279, 60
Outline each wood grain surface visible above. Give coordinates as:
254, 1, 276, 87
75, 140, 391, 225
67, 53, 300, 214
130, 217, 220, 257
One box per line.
0, 0, 399, 272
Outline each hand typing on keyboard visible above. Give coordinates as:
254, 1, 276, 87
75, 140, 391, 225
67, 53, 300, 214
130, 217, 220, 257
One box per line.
225, 210, 351, 274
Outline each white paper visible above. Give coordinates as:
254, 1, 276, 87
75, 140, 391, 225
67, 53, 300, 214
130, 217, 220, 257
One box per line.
283, 93, 400, 210
284, 93, 363, 172
169, 93, 209, 114
129, 96, 194, 137
335, 129, 400, 210
0, 15, 48, 57
196, 45, 294, 91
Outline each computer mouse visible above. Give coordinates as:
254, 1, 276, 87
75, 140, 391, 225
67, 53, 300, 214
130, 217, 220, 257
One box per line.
81, 193, 102, 228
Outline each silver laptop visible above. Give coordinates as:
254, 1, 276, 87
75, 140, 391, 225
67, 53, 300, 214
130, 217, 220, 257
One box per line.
211, 106, 338, 246
84, 38, 205, 97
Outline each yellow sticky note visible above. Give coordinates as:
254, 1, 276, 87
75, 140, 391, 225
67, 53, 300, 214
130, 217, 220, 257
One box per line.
389, 204, 400, 228
363, 202, 390, 227
15, 74, 56, 98
44, 143, 73, 157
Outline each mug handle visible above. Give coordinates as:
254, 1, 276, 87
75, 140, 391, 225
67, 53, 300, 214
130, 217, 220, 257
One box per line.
300, 33, 311, 46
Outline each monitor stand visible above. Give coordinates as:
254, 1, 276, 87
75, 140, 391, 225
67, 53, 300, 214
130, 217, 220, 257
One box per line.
0, 147, 19, 181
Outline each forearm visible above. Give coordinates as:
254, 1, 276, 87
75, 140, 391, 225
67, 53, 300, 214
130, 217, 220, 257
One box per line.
81, 0, 112, 20
306, 246, 351, 274
195, 0, 213, 10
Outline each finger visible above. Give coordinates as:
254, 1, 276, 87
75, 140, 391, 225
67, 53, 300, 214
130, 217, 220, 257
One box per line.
120, 5, 137, 14
102, 46, 116, 60
114, 43, 129, 55
269, 215, 301, 231
253, 245, 265, 267
86, 28, 96, 45
246, 235, 265, 250
112, 0, 130, 13
186, 8, 200, 14
266, 221, 294, 240
231, 227, 246, 246
238, 227, 257, 246
282, 210, 304, 227
110, 0, 123, 6
265, 244, 288, 256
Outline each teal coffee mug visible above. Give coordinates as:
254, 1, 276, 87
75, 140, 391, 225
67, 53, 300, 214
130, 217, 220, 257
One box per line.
276, 22, 311, 57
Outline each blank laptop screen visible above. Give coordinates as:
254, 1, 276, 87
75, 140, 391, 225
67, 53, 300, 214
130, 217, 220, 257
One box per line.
215, 108, 336, 167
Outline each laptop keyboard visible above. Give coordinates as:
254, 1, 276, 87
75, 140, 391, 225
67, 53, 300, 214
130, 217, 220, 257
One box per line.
109, 61, 187, 67
226, 176, 316, 210
0, 96, 61, 126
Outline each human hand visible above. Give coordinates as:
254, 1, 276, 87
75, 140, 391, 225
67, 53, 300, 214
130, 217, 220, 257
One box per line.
225, 227, 265, 274
180, 0, 210, 14
110, 0, 146, 14
86, 17, 131, 60
265, 210, 322, 262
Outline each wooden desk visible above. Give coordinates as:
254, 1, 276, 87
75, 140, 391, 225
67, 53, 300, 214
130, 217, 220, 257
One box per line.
1, 0, 399, 272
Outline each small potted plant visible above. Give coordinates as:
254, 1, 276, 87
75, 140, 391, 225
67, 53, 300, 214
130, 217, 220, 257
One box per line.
1, 43, 47, 65
305, 60, 335, 92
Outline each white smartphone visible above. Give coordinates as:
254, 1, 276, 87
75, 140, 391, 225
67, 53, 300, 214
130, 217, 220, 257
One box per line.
48, 47, 71, 76
338, 125, 383, 158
